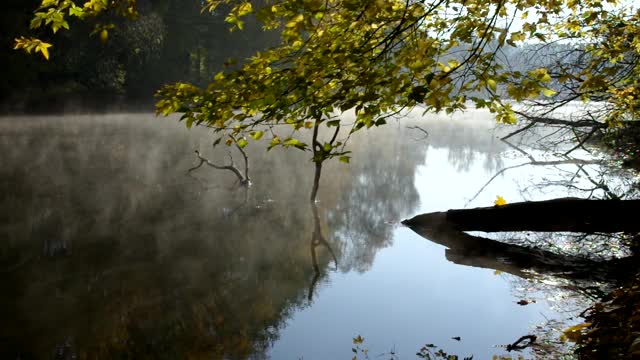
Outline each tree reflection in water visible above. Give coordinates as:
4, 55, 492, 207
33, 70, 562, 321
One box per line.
307, 202, 338, 302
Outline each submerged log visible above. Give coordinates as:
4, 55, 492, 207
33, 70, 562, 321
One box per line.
403, 198, 640, 233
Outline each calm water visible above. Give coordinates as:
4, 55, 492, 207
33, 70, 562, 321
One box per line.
0, 110, 596, 359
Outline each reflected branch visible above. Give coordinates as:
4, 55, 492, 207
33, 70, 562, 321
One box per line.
506, 335, 537, 352
407, 125, 430, 140
223, 185, 250, 218
501, 121, 535, 141
466, 139, 601, 206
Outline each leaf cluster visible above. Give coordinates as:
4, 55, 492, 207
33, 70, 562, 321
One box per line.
15, 0, 139, 59
158, 0, 593, 160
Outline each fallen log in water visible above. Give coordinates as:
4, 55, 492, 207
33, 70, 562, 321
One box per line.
403, 198, 640, 233
401, 199, 640, 282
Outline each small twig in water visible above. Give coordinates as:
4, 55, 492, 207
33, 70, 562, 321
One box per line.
506, 335, 537, 352
407, 125, 430, 140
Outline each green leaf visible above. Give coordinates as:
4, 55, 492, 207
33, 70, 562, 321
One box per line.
250, 131, 264, 140
30, 17, 43, 29
283, 137, 307, 150
339, 156, 350, 163
487, 79, 497, 92
225, 13, 244, 30
69, 5, 84, 17
237, 138, 249, 148
267, 136, 281, 151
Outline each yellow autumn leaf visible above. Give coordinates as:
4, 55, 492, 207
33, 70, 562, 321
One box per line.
37, 43, 51, 60
541, 72, 552, 82
494, 195, 507, 206
15, 38, 53, 60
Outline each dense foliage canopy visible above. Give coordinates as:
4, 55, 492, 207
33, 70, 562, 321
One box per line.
16, 0, 640, 163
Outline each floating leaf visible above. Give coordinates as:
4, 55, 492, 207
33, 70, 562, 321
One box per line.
560, 322, 592, 342
494, 195, 507, 206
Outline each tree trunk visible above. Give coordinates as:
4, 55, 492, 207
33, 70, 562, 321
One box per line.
403, 198, 640, 233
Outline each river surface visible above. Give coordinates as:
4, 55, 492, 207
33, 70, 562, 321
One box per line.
0, 110, 606, 359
